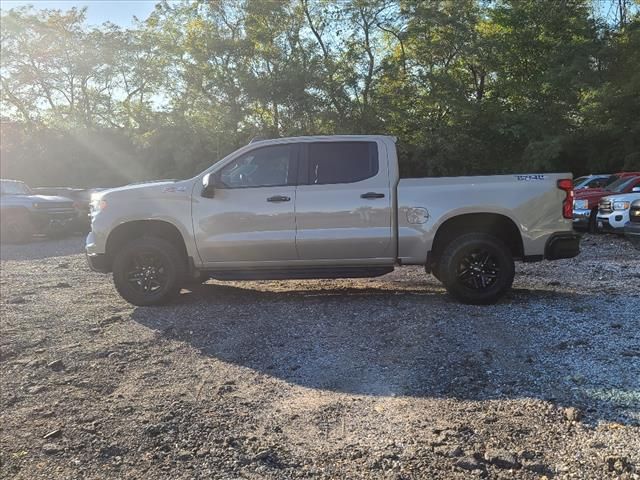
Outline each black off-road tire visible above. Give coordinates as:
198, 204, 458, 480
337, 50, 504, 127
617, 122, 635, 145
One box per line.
439, 233, 515, 305
0, 211, 34, 244
112, 237, 186, 306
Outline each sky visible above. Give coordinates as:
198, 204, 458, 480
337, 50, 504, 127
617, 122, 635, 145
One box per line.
0, 0, 159, 26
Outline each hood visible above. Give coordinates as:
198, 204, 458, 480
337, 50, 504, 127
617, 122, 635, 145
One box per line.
600, 192, 640, 203
95, 180, 176, 197
95, 179, 191, 201
574, 188, 611, 200
29, 194, 75, 204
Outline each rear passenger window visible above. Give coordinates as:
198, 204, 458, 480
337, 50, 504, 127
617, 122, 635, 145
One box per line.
307, 142, 378, 185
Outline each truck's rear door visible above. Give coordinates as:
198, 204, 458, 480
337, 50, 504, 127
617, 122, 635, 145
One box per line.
294, 140, 394, 261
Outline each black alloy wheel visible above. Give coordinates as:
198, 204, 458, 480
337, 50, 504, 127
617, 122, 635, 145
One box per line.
126, 252, 168, 295
456, 249, 499, 290
112, 237, 185, 306
439, 233, 515, 305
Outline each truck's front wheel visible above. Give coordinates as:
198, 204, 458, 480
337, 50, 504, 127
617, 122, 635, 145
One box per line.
439, 233, 515, 305
112, 237, 186, 306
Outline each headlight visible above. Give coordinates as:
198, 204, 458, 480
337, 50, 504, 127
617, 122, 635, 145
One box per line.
573, 199, 588, 210
90, 199, 107, 216
613, 201, 630, 211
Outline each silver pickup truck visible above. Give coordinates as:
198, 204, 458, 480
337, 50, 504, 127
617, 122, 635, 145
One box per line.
86, 135, 579, 306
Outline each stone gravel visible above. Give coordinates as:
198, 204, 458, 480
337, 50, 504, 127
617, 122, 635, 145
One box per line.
0, 233, 638, 479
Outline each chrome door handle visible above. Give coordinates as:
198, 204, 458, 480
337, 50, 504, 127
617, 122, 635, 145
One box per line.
267, 195, 291, 202
361, 192, 385, 199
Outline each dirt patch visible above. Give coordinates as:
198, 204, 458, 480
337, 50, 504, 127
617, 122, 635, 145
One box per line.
1, 234, 639, 478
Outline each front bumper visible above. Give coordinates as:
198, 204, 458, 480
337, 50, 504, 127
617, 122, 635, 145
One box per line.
624, 221, 640, 244
597, 213, 626, 232
31, 210, 77, 231
545, 232, 580, 260
86, 253, 110, 273
572, 208, 591, 228
85, 231, 110, 273
596, 216, 615, 233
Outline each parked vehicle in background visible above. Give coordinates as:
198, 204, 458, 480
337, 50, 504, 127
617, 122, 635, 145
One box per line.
573, 175, 640, 232
0, 179, 77, 243
32, 186, 105, 232
624, 199, 640, 248
596, 193, 640, 233
86, 135, 579, 306
573, 174, 611, 190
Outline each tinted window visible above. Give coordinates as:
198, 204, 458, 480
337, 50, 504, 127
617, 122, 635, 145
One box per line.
573, 176, 587, 186
307, 142, 378, 185
220, 145, 294, 188
0, 181, 32, 195
585, 178, 607, 188
609, 176, 639, 193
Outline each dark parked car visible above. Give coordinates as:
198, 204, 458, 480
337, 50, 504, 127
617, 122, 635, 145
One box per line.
624, 199, 640, 249
32, 186, 104, 232
0, 179, 77, 243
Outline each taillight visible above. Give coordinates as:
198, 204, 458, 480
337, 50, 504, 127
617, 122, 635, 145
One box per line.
557, 179, 573, 219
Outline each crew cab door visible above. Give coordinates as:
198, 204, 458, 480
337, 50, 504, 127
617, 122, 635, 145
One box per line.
294, 140, 394, 261
193, 144, 299, 264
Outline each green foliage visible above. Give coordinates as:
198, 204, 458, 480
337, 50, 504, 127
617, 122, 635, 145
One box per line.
1, 1, 638, 187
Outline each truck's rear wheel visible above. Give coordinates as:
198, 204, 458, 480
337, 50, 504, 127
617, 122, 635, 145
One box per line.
112, 237, 186, 306
439, 233, 515, 305
0, 212, 33, 244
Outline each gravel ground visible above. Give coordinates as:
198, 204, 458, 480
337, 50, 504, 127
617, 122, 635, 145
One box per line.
1, 233, 639, 479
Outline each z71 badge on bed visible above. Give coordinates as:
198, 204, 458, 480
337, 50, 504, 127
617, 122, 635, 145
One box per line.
516, 174, 546, 181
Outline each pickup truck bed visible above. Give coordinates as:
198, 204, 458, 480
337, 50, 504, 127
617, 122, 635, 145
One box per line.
86, 135, 579, 306
398, 175, 573, 265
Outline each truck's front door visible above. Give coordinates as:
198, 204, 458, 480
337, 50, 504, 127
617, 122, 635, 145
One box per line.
193, 144, 299, 265
294, 140, 394, 261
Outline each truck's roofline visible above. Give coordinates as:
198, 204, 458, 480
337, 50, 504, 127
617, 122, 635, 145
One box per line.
248, 135, 397, 145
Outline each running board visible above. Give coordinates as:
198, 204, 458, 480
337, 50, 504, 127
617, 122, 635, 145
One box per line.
205, 266, 394, 281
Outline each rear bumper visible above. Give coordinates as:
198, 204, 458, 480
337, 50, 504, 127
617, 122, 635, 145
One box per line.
545, 233, 580, 260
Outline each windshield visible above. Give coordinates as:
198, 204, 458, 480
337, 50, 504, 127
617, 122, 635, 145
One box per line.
606, 177, 636, 193
0, 180, 32, 195
573, 176, 587, 186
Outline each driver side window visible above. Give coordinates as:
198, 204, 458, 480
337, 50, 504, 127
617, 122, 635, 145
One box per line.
220, 144, 294, 188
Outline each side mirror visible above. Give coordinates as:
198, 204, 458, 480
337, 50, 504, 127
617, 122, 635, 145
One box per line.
201, 173, 218, 198
632, 186, 640, 193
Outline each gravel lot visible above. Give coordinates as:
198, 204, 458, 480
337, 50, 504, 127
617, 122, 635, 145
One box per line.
1, 233, 639, 479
